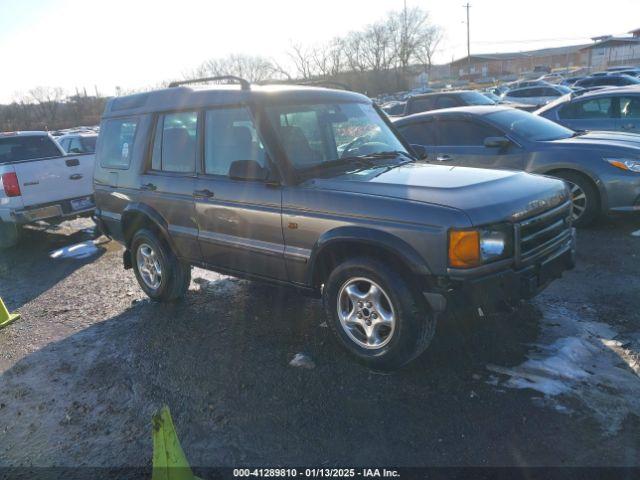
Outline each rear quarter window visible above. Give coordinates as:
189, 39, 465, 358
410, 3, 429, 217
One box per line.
97, 117, 139, 169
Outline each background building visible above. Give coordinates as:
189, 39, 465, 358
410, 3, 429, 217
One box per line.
445, 28, 640, 82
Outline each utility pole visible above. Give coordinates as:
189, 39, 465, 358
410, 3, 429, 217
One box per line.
463, 3, 471, 72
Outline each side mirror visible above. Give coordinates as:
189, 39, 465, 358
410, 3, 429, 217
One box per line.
228, 160, 268, 182
484, 136, 511, 148
410, 144, 428, 160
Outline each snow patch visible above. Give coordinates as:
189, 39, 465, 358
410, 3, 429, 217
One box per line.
191, 268, 243, 296
289, 353, 316, 369
50, 240, 100, 260
487, 302, 640, 434
630, 229, 640, 237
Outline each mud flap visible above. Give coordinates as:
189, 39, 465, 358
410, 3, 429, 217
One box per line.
152, 406, 199, 480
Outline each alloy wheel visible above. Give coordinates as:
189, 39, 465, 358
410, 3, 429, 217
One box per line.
136, 243, 162, 289
568, 181, 587, 222
337, 277, 396, 350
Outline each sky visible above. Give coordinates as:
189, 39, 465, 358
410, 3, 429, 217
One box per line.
0, 0, 639, 102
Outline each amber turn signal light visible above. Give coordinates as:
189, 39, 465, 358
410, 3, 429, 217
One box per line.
449, 230, 481, 268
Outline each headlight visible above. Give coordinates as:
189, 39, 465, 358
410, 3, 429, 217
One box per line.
604, 158, 640, 173
449, 225, 512, 268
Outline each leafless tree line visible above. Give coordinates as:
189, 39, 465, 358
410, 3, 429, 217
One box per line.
188, 7, 442, 93
0, 7, 442, 131
0, 87, 107, 132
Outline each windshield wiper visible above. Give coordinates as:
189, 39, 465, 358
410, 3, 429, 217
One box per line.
299, 151, 412, 175
339, 150, 414, 163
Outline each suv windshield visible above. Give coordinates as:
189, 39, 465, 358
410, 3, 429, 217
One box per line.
487, 108, 574, 141
459, 91, 496, 105
265, 102, 409, 172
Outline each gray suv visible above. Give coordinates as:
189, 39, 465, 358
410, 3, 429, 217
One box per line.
93, 77, 576, 369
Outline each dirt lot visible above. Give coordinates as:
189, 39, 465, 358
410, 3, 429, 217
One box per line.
1, 216, 639, 471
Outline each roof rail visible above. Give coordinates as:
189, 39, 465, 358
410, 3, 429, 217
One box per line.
169, 75, 251, 90
258, 79, 352, 91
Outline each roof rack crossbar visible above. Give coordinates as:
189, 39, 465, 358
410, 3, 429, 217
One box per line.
169, 76, 250, 90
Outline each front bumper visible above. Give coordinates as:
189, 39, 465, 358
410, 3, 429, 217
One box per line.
424, 228, 576, 314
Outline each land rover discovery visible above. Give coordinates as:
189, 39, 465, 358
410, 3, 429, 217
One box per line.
93, 77, 576, 369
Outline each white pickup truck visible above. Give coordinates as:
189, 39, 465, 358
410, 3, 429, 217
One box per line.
0, 131, 95, 247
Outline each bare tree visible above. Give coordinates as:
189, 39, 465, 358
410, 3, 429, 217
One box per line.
389, 7, 440, 72
26, 87, 66, 127
413, 24, 443, 72
188, 54, 279, 83
288, 43, 316, 79
360, 21, 395, 73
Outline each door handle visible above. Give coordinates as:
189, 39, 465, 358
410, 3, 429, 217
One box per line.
69, 173, 83, 180
65, 158, 80, 167
193, 189, 214, 198
436, 154, 452, 162
622, 123, 636, 130
141, 182, 157, 191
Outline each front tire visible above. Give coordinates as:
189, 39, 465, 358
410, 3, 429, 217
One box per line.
323, 257, 436, 370
555, 171, 598, 227
131, 229, 190, 302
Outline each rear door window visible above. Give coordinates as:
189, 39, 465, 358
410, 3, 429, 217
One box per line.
204, 107, 266, 176
408, 98, 435, 114
0, 135, 60, 164
98, 117, 139, 169
435, 96, 458, 109
398, 122, 437, 146
560, 97, 615, 119
437, 119, 501, 146
151, 112, 198, 173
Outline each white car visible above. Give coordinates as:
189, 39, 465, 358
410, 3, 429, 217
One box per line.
0, 131, 95, 247
502, 85, 573, 107
56, 132, 98, 155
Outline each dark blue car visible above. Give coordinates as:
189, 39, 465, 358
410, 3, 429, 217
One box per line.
394, 106, 640, 226
536, 86, 640, 133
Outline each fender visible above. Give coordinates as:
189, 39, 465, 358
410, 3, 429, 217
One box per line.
536, 164, 609, 212
121, 203, 179, 253
306, 226, 432, 285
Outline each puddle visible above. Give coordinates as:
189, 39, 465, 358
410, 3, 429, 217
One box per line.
50, 240, 101, 260
487, 302, 640, 434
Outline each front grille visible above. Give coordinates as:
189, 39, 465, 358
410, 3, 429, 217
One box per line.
515, 200, 572, 267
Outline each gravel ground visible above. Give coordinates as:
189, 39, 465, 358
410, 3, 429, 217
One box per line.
1, 216, 639, 470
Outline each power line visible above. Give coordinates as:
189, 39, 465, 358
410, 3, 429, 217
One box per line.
463, 3, 471, 67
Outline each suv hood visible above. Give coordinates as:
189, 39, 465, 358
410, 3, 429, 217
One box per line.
311, 162, 569, 226
551, 131, 640, 152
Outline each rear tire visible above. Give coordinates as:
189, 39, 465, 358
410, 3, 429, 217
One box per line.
554, 171, 598, 227
131, 229, 190, 302
323, 257, 436, 370
0, 221, 19, 249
